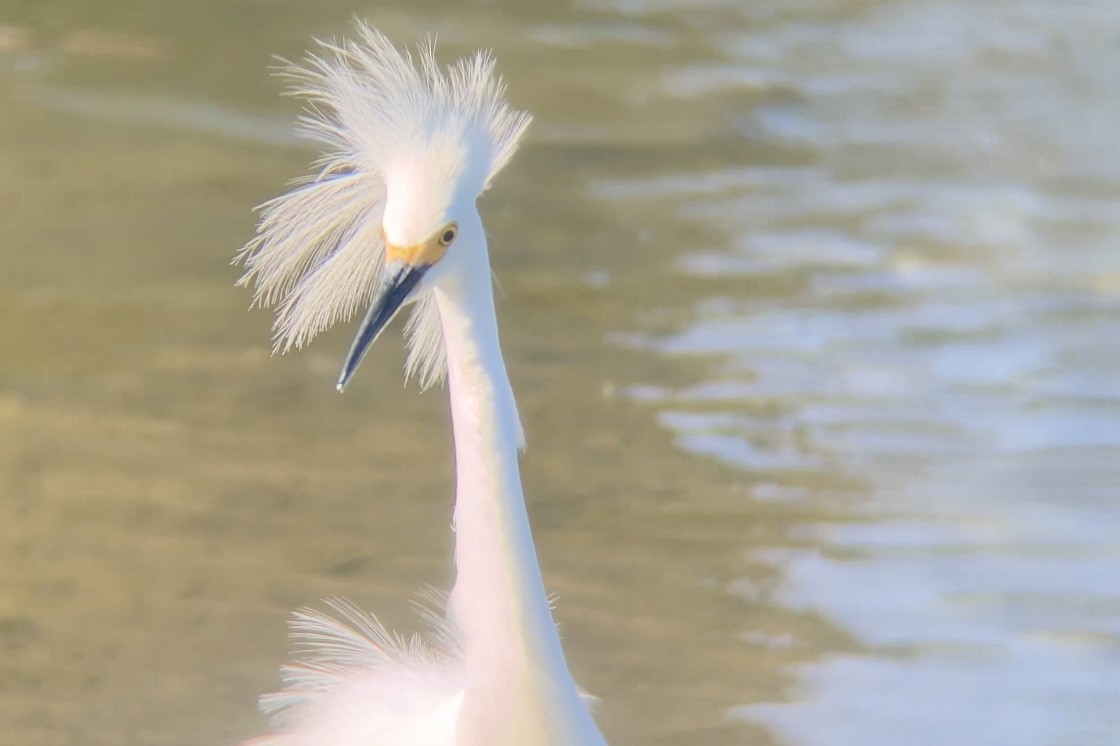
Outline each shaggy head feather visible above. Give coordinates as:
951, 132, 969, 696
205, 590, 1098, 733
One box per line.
235, 21, 531, 389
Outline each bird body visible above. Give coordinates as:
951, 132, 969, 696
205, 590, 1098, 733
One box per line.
237, 23, 606, 746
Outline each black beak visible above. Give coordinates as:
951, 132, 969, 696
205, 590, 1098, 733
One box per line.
336, 262, 428, 392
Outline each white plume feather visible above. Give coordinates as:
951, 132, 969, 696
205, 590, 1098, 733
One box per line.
247, 592, 595, 745
235, 21, 531, 388
260, 597, 458, 723
248, 596, 464, 746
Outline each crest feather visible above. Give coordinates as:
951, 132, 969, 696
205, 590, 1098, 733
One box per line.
235, 21, 531, 388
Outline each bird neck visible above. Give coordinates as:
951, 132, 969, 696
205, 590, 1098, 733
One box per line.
434, 256, 596, 742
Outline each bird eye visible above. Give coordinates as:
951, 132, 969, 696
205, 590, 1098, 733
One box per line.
439, 224, 458, 247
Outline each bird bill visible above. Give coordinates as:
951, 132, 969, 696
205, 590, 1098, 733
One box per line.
336, 260, 428, 392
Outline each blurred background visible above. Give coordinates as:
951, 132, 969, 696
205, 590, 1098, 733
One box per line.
1, 1, 1118, 744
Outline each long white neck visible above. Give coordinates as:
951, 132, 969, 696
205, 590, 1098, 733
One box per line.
434, 228, 605, 746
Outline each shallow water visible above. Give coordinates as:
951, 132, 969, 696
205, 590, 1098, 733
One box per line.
1, 1, 1117, 745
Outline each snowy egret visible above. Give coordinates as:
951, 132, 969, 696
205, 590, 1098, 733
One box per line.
235, 22, 608, 746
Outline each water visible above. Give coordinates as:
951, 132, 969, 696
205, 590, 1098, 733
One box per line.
607, 2, 1120, 743
1, 1, 1117, 745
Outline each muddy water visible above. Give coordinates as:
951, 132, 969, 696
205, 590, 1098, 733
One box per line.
1, 2, 1117, 745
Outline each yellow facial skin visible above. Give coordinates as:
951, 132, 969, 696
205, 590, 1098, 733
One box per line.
384, 222, 458, 267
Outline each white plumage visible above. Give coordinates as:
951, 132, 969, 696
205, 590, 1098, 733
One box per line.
236, 23, 530, 382
245, 598, 463, 745
237, 22, 607, 746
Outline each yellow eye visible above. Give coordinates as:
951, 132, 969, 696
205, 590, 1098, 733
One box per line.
438, 224, 458, 247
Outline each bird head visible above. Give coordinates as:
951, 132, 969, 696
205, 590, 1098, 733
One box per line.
236, 22, 531, 391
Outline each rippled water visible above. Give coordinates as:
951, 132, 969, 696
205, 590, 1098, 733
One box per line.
1, 1, 1117, 745
608, 2, 1120, 743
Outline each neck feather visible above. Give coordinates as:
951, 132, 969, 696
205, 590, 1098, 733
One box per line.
433, 250, 602, 744
435, 264, 560, 669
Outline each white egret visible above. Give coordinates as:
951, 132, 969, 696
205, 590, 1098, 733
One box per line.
235, 22, 608, 746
